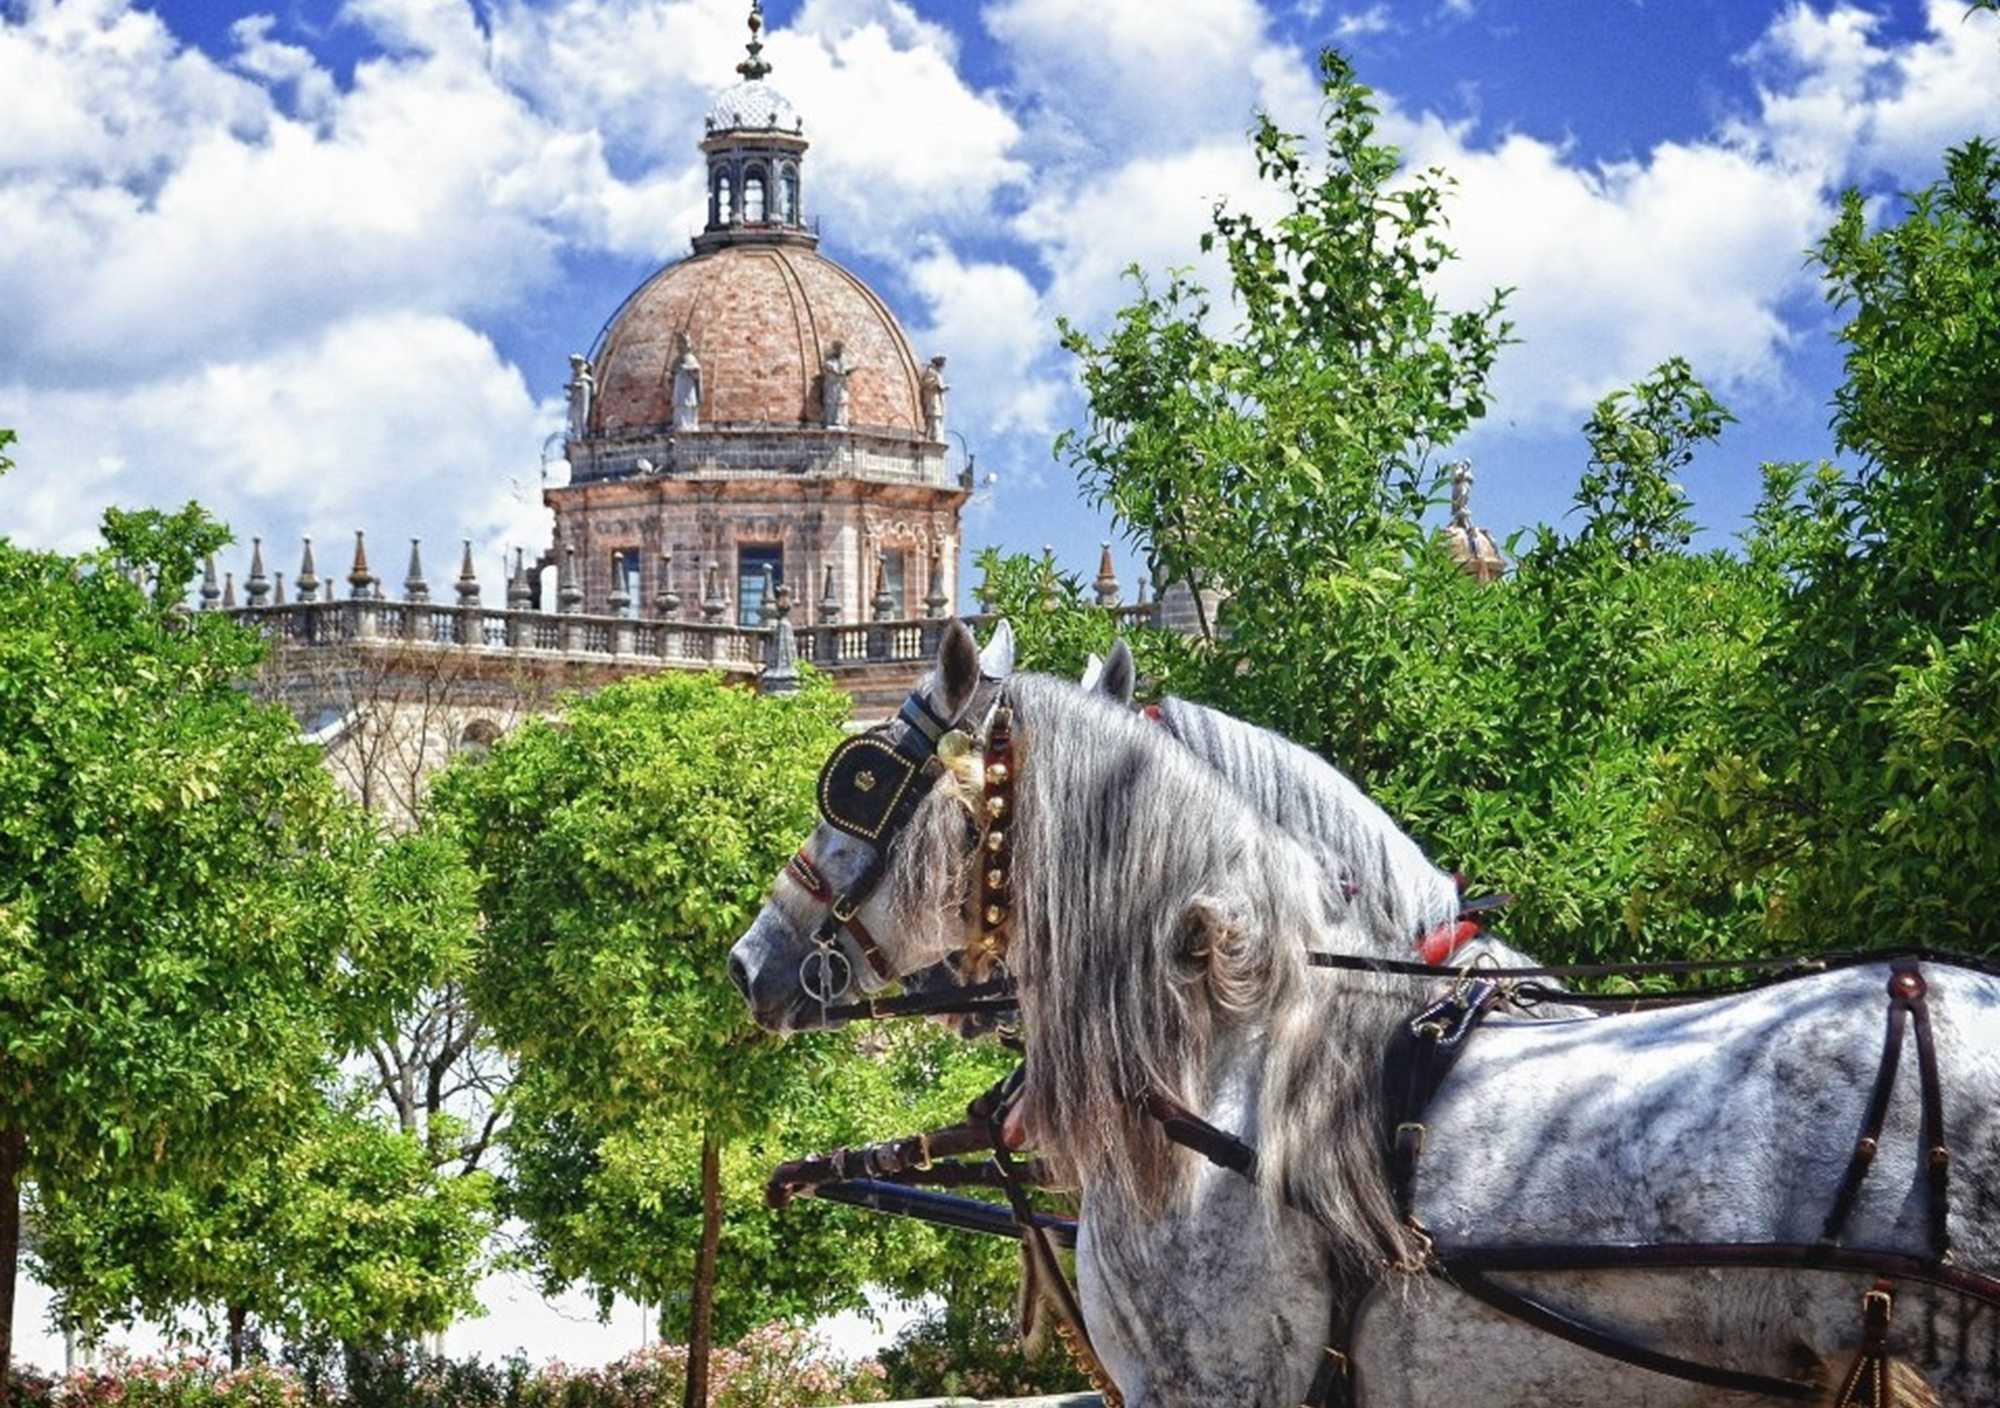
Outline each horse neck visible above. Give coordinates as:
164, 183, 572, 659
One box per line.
1001, 677, 1412, 1274
1154, 697, 1458, 952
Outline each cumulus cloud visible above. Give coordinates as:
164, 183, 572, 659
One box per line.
4, 312, 554, 585
1334, 6, 1396, 41
1399, 120, 1830, 423
5, 0, 1998, 585
905, 243, 1063, 436
1738, 0, 2000, 183
985, 0, 1316, 166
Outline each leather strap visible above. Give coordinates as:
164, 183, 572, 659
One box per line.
1445, 1264, 1819, 1400
785, 846, 900, 984
1820, 964, 1953, 1261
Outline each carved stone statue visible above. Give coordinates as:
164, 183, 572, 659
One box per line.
919, 354, 948, 441
565, 353, 594, 440
1449, 460, 1475, 527
821, 339, 849, 429
672, 332, 702, 432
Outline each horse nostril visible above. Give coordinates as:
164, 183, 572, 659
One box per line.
727, 950, 752, 999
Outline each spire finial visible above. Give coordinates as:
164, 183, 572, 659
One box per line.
737, 0, 772, 80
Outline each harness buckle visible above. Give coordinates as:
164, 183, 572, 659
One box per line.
830, 894, 859, 924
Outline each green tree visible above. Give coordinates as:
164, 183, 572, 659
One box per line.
430, 670, 1014, 1407
1056, 49, 1510, 756
1678, 139, 2000, 950
0, 503, 463, 1399
30, 1085, 493, 1363
1040, 47, 1788, 962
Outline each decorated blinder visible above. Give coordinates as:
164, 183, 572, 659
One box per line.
815, 691, 960, 842
816, 733, 923, 842
794, 672, 1005, 1009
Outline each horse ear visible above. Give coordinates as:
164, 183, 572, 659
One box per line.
1079, 653, 1105, 691
933, 618, 983, 720
978, 619, 1016, 683
1099, 638, 1136, 706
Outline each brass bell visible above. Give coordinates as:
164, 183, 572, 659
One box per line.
984, 904, 1007, 927
986, 795, 1008, 818
986, 867, 1005, 889
986, 762, 1009, 785
985, 829, 1006, 852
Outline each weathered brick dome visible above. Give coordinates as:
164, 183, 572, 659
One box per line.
588, 243, 929, 439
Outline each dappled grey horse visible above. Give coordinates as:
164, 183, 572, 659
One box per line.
732, 622, 1999, 1406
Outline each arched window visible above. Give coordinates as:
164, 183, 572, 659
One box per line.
778, 167, 798, 222
744, 168, 767, 223
716, 173, 734, 223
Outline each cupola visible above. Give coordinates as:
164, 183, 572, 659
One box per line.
694, 1, 815, 254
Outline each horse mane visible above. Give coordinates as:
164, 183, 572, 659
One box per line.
886, 673, 1421, 1279
1154, 696, 1460, 946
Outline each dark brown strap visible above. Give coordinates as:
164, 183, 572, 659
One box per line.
1903, 971, 1952, 1261
1821, 963, 1953, 1261
1829, 1279, 1898, 1408
786, 845, 901, 984
983, 1085, 1124, 1407
1446, 1265, 1819, 1400
1822, 971, 1913, 1245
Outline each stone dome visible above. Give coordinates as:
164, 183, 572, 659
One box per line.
588, 243, 930, 438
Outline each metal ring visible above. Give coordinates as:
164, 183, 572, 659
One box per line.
800, 942, 853, 1004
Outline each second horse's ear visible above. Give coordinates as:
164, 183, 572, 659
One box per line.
933, 618, 982, 720
979, 619, 1016, 683
1098, 638, 1136, 706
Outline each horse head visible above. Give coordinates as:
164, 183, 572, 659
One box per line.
728, 619, 1015, 1035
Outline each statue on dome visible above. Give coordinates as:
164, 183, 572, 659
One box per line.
565, 354, 594, 440
919, 354, 949, 441
1444, 459, 1507, 584
821, 340, 850, 428
672, 333, 703, 431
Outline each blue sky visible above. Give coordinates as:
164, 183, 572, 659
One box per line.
2, 0, 1996, 601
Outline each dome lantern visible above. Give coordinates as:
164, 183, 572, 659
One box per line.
697, 1, 814, 254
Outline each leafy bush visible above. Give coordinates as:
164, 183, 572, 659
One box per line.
53, 1353, 303, 1408
33, 1328, 883, 1408
877, 1299, 1086, 1402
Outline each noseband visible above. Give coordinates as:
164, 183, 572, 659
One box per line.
790, 679, 1012, 1009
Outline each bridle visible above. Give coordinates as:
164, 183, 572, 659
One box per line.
786, 676, 1012, 1014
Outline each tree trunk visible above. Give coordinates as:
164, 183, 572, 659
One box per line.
0, 1124, 25, 1408
682, 1133, 722, 1408
227, 1303, 249, 1371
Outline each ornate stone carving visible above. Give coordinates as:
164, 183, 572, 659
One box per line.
820, 339, 849, 429
919, 354, 948, 440
565, 353, 595, 440
672, 333, 703, 431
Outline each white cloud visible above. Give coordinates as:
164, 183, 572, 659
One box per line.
1740, 0, 2000, 184
1334, 6, 1396, 41
906, 244, 1064, 436
770, 1, 1028, 248
4, 313, 554, 589
985, 0, 1309, 165
1399, 119, 1830, 424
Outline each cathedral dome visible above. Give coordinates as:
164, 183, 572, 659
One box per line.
587, 243, 930, 438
